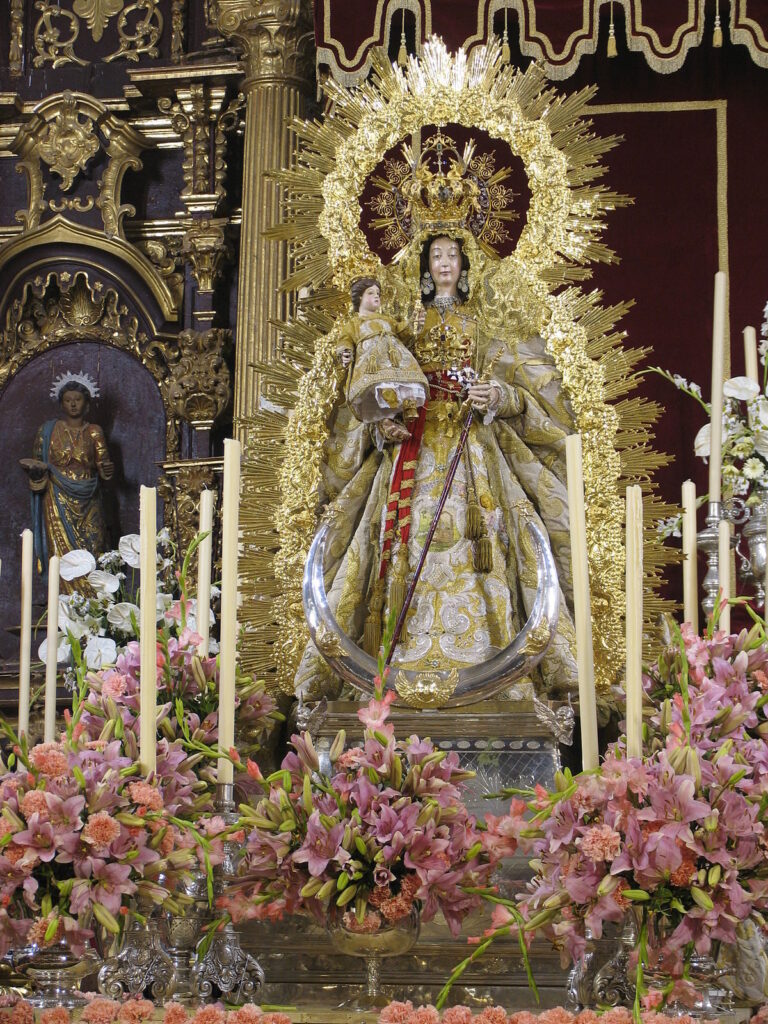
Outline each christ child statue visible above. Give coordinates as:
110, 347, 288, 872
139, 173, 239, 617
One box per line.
337, 277, 428, 426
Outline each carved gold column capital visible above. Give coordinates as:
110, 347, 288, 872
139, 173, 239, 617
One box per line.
213, 0, 314, 89
181, 217, 231, 294
169, 327, 232, 426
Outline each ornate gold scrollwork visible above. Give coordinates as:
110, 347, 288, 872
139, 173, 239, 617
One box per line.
106, 0, 163, 62
9, 0, 24, 77
168, 328, 232, 426
181, 218, 231, 294
96, 114, 147, 238
32, 0, 162, 66
36, 91, 99, 191
72, 0, 124, 41
33, 3, 87, 68
170, 0, 187, 60
314, 623, 345, 659
395, 669, 460, 709
157, 463, 219, 564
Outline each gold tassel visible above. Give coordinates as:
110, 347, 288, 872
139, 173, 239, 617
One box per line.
388, 545, 409, 622
397, 12, 408, 66
607, 25, 617, 57
501, 8, 510, 63
474, 536, 493, 574
607, 2, 617, 57
363, 578, 385, 656
712, 17, 723, 47
466, 501, 484, 540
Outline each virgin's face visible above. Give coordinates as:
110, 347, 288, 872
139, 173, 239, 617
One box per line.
428, 237, 462, 295
61, 389, 87, 419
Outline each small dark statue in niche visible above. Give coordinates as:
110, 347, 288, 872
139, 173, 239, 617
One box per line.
20, 371, 114, 587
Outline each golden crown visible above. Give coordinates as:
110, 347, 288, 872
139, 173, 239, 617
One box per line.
367, 130, 518, 255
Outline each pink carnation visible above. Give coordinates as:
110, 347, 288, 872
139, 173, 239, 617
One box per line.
259, 1016, 291, 1024
598, 1010, 633, 1024
440, 1009, 473, 1024
409, 1008, 439, 1024
81, 999, 121, 1024
379, 1001, 413, 1024
538, 1010, 576, 1024
163, 1006, 189, 1024
20, 790, 49, 820
227, 1008, 262, 1024
128, 782, 163, 812
10, 1002, 33, 1024
507, 1014, 539, 1024
102, 675, 127, 700
580, 824, 622, 862
0, 820, 16, 839
191, 1010, 226, 1024
82, 812, 121, 848
575, 1013, 601, 1024
476, 1009, 508, 1024
40, 1010, 70, 1024
29, 743, 69, 778
117, 1000, 154, 1024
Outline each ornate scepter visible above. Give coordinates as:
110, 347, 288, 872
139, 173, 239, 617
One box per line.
384, 365, 479, 670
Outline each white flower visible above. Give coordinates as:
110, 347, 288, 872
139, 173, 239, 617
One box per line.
694, 423, 711, 458
173, 598, 215, 632
38, 632, 71, 665
156, 592, 173, 620
57, 596, 90, 639
84, 636, 117, 669
106, 601, 139, 633
724, 376, 760, 401
59, 549, 96, 581
87, 569, 121, 595
118, 534, 141, 569
743, 458, 766, 480
157, 527, 171, 545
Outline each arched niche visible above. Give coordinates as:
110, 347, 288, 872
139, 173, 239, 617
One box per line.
0, 341, 166, 664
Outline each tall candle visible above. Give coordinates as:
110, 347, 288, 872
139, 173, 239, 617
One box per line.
18, 530, 33, 738
744, 326, 759, 386
682, 480, 699, 632
565, 434, 599, 771
625, 486, 644, 759
718, 518, 731, 634
708, 272, 727, 506
218, 439, 241, 787
197, 489, 215, 658
43, 556, 60, 743
139, 486, 157, 776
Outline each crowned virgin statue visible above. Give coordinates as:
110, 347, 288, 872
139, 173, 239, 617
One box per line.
253, 42, 647, 707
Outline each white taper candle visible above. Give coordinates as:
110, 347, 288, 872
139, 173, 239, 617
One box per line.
565, 433, 599, 771
43, 555, 60, 743
197, 489, 215, 658
681, 480, 699, 633
218, 439, 241, 787
139, 486, 157, 776
18, 530, 33, 739
708, 272, 727, 506
744, 326, 759, 386
625, 486, 644, 759
718, 518, 731, 635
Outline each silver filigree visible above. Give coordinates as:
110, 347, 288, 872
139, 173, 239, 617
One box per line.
98, 909, 174, 1000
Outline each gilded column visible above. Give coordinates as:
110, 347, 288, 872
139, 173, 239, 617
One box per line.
214, 0, 314, 433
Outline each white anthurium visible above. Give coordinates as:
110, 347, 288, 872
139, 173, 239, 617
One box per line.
84, 635, 117, 669
156, 592, 174, 620
752, 397, 768, 429
754, 430, 768, 460
57, 598, 90, 640
38, 632, 72, 665
118, 534, 141, 569
694, 423, 711, 458
59, 549, 96, 581
107, 601, 140, 633
87, 569, 121, 595
723, 376, 761, 401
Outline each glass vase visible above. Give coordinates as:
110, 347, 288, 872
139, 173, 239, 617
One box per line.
326, 902, 420, 1009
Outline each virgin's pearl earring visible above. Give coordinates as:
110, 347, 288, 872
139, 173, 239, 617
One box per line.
421, 271, 434, 296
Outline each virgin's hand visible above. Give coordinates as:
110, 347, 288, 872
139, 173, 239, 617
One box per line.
467, 381, 501, 413
379, 417, 411, 442
338, 346, 353, 368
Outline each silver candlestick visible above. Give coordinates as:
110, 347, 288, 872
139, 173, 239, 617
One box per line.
698, 501, 738, 619
98, 896, 174, 1001
192, 783, 265, 1005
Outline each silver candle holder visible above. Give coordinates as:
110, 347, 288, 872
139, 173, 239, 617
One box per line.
698, 500, 740, 619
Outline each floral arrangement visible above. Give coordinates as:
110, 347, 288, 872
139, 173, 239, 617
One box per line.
452, 616, 768, 1015
646, 366, 768, 538
377, 1003, 707, 1024
40, 530, 183, 671
0, 995, 293, 1024
217, 671, 496, 938
0, 712, 196, 957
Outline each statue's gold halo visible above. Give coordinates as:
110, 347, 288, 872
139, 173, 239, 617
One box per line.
241, 37, 677, 699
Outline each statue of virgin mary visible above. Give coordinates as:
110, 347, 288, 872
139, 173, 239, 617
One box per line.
247, 40, 660, 708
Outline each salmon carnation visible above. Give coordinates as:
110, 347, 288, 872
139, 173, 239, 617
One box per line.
476, 1007, 508, 1024
80, 999, 120, 1024
409, 1007, 440, 1024
128, 782, 163, 812
101, 675, 127, 700
117, 1000, 154, 1024
227, 1008, 262, 1024
580, 824, 622, 863
162, 1005, 188, 1024
10, 1001, 33, 1024
20, 790, 49, 820
191, 1010, 226, 1024
29, 743, 69, 778
40, 1010, 70, 1024
441, 1009, 473, 1024
26, 916, 63, 947
379, 1001, 414, 1024
82, 812, 121, 848
538, 1010, 576, 1024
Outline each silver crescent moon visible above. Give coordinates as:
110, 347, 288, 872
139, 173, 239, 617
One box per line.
302, 520, 561, 708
